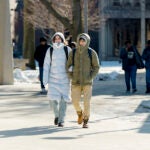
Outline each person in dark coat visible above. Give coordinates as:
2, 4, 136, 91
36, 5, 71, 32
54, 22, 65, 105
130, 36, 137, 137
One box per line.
142, 40, 150, 93
34, 37, 50, 93
120, 40, 138, 94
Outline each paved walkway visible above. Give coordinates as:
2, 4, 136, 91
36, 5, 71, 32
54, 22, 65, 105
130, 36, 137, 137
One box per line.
0, 71, 150, 150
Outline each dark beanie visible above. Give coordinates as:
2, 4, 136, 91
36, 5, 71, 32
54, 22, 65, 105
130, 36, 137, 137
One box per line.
125, 40, 131, 45
40, 37, 47, 42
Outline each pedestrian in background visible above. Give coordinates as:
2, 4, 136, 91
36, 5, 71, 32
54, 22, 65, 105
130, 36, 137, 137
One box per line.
120, 40, 139, 94
34, 37, 50, 94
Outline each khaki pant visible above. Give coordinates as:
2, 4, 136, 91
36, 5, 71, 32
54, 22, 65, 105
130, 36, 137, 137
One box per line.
71, 85, 92, 119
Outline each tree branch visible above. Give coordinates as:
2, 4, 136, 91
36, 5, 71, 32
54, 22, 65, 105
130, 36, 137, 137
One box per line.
39, 0, 71, 28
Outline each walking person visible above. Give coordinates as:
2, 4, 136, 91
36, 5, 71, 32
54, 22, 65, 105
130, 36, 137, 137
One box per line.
120, 40, 139, 94
34, 37, 50, 94
43, 32, 71, 127
142, 40, 150, 93
67, 33, 100, 128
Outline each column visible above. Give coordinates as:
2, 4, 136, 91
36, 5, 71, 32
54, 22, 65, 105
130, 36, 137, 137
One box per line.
141, 0, 146, 52
0, 0, 14, 84
83, 0, 88, 33
107, 21, 113, 57
99, 0, 107, 60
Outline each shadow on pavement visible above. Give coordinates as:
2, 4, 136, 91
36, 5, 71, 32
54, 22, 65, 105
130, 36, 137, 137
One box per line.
135, 100, 150, 134
0, 122, 140, 139
0, 126, 79, 139
138, 115, 150, 134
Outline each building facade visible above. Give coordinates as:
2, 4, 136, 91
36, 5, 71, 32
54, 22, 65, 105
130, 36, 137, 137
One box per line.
99, 0, 150, 60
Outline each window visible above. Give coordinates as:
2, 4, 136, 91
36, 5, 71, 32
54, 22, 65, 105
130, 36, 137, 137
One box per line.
123, 0, 131, 7
134, 0, 140, 7
113, 0, 121, 6
146, 0, 150, 9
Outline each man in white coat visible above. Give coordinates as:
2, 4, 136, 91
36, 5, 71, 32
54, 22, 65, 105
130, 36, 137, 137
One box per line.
43, 32, 71, 127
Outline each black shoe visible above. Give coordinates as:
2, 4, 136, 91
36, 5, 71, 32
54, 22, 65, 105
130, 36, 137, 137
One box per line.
58, 122, 64, 127
132, 89, 137, 93
54, 117, 58, 125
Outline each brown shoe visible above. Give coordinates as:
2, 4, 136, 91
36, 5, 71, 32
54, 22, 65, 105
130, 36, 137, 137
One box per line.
77, 111, 83, 124
82, 119, 88, 128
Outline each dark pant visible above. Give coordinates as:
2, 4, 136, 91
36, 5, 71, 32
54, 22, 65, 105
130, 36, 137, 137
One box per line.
146, 68, 150, 89
124, 65, 137, 91
39, 67, 45, 89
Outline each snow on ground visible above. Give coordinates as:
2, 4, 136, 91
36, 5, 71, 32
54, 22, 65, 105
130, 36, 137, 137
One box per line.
14, 69, 39, 84
96, 61, 123, 81
14, 61, 123, 83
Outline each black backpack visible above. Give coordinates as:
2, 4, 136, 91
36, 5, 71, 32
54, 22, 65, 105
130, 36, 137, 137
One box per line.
72, 48, 92, 66
49, 46, 68, 65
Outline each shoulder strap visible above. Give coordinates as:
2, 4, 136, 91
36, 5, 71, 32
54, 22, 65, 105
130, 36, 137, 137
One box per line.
50, 47, 53, 65
72, 48, 76, 66
88, 48, 92, 66
64, 46, 68, 60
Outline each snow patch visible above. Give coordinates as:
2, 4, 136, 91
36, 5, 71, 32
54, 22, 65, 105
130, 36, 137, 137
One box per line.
14, 61, 123, 83
95, 71, 120, 81
13, 68, 39, 83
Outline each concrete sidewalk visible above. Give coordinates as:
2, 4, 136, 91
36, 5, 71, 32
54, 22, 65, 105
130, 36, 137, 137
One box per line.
0, 72, 150, 150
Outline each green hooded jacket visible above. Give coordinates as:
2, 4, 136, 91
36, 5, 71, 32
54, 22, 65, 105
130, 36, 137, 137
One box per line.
67, 33, 100, 86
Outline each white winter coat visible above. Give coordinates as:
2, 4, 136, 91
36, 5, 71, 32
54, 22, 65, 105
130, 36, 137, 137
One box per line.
43, 43, 71, 102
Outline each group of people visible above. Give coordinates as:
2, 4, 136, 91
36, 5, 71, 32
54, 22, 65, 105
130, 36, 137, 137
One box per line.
34, 31, 150, 128
34, 32, 100, 128
120, 40, 150, 94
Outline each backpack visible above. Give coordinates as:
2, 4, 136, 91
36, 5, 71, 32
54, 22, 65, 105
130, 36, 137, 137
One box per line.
49, 46, 68, 65
72, 48, 92, 66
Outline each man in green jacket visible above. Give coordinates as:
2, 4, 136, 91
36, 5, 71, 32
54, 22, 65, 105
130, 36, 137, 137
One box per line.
67, 33, 100, 128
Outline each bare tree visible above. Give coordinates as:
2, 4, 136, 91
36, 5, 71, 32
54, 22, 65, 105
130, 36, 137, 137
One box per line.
38, 0, 83, 40
22, 0, 99, 69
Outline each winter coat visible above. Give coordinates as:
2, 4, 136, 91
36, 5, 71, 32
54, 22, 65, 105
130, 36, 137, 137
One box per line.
34, 44, 50, 67
43, 32, 71, 102
120, 46, 138, 70
67, 33, 100, 86
142, 46, 150, 69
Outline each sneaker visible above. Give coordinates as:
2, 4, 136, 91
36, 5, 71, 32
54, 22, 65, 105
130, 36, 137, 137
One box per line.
77, 111, 83, 124
58, 122, 64, 127
132, 89, 137, 93
54, 117, 58, 125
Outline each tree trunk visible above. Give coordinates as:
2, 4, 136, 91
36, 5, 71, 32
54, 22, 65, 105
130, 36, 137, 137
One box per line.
23, 0, 35, 69
71, 0, 83, 40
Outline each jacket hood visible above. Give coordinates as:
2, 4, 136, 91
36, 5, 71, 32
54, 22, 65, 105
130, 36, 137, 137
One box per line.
77, 33, 91, 48
52, 32, 65, 43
